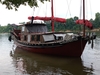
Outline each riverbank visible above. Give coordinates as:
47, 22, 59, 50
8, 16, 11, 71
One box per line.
91, 28, 100, 32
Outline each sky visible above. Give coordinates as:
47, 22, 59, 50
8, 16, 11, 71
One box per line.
0, 0, 100, 26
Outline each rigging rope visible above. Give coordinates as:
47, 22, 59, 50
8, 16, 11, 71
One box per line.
31, 0, 36, 16
65, 0, 72, 18
34, 1, 43, 16
88, 0, 93, 19
85, 0, 92, 19
45, 1, 48, 16
80, 0, 92, 19
54, 0, 56, 17
85, 0, 89, 19
80, 0, 82, 19
32, 6, 35, 16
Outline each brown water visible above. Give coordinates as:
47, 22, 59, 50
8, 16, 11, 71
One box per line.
0, 33, 100, 75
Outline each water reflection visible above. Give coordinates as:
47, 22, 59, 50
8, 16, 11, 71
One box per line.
10, 47, 87, 75
82, 37, 100, 75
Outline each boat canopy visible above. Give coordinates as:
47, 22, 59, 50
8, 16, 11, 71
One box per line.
28, 16, 66, 23
32, 20, 45, 23
25, 24, 48, 33
76, 19, 93, 29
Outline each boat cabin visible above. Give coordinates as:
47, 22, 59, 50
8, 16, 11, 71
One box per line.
14, 21, 67, 44
12, 21, 74, 44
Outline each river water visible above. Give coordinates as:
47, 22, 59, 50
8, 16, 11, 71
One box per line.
0, 33, 100, 75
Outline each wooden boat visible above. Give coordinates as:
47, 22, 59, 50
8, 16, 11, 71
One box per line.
9, 0, 96, 57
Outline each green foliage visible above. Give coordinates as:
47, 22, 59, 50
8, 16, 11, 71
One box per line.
0, 24, 12, 33
1, 12, 100, 33
46, 13, 100, 32
0, 0, 99, 32
0, 0, 50, 10
94, 12, 100, 28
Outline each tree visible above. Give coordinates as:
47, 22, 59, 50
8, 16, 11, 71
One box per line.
94, 12, 100, 28
0, 0, 49, 10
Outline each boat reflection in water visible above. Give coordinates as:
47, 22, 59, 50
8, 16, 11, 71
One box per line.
10, 46, 94, 75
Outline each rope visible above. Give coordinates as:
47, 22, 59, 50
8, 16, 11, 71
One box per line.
88, 0, 93, 19
54, 0, 56, 17
85, 0, 93, 19
80, 0, 92, 19
35, 1, 43, 16
31, 0, 36, 16
80, 0, 82, 19
65, 0, 72, 18
32, 6, 35, 16
45, 1, 48, 16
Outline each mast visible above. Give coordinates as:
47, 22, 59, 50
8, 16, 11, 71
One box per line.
51, 0, 54, 32
83, 0, 85, 36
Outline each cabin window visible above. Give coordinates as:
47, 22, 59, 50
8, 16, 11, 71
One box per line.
43, 34, 55, 42
58, 36, 63, 40
27, 35, 31, 42
22, 26, 25, 32
31, 35, 35, 41
24, 35, 27, 41
54, 34, 66, 40
36, 35, 40, 41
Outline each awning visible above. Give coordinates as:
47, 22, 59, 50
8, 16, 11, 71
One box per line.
28, 16, 66, 23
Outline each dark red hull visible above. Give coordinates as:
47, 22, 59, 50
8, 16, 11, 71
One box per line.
14, 39, 87, 57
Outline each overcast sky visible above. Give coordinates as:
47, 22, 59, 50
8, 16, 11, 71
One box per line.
0, 0, 100, 26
